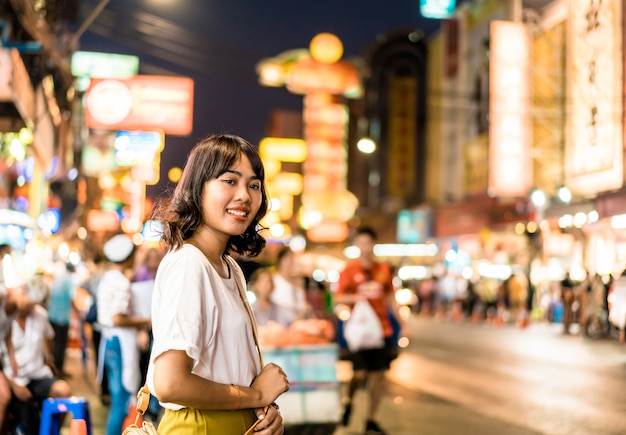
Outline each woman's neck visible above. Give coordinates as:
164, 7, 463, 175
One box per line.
187, 233, 229, 278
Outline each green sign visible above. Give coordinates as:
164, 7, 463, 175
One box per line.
71, 51, 139, 79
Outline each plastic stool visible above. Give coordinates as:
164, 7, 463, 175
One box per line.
39, 397, 92, 435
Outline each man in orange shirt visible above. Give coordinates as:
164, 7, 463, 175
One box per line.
334, 227, 408, 434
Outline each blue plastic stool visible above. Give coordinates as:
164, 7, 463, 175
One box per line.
39, 397, 92, 435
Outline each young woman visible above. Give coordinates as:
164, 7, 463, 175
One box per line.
147, 134, 288, 434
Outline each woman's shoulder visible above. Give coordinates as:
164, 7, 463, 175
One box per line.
161, 244, 207, 268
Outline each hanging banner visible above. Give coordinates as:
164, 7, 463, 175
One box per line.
565, 0, 623, 195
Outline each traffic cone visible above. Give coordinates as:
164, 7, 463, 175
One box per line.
69, 419, 88, 435
123, 403, 143, 429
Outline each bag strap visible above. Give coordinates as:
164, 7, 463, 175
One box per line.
129, 383, 151, 427
233, 258, 270, 435
231, 260, 264, 368
131, 258, 265, 423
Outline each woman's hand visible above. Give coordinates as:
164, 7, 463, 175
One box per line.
251, 403, 284, 434
250, 363, 289, 406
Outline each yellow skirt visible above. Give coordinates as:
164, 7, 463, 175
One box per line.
157, 408, 258, 434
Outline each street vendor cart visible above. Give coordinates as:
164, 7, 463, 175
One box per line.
262, 343, 340, 435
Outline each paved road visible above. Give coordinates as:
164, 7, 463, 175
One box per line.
63, 317, 626, 435
359, 318, 626, 435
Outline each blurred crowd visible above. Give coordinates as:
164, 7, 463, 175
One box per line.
0, 240, 166, 434
2, 229, 624, 434
244, 246, 335, 348
410, 268, 617, 340
0, 239, 337, 435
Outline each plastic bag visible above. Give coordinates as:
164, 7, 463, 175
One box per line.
343, 300, 384, 352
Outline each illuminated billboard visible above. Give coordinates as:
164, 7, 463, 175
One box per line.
85, 75, 194, 136
565, 0, 623, 195
488, 21, 531, 198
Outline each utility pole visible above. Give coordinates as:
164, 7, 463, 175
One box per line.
8, 0, 73, 90
64, 0, 111, 54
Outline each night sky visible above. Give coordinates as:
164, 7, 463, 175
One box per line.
76, 0, 444, 197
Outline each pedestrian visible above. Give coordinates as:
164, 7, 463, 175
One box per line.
250, 267, 291, 328
561, 271, 576, 334
0, 243, 26, 434
46, 262, 76, 377
334, 226, 409, 435
609, 269, 626, 343
97, 234, 151, 435
270, 246, 310, 325
80, 254, 109, 404
133, 248, 163, 283
146, 134, 288, 434
4, 290, 71, 435
131, 247, 164, 422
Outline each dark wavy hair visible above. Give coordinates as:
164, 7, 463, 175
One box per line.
150, 134, 268, 257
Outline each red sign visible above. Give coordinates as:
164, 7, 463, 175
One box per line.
85, 76, 194, 136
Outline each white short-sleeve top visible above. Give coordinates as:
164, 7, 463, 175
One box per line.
147, 244, 261, 410
3, 305, 54, 386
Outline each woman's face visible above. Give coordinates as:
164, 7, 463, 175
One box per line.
254, 272, 274, 299
200, 154, 263, 238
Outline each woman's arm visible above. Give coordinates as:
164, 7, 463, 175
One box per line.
112, 313, 151, 330
152, 350, 288, 411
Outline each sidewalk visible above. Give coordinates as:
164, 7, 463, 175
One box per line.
61, 348, 108, 435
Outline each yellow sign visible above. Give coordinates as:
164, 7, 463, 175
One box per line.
259, 137, 307, 162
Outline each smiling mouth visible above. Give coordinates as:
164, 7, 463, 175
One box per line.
227, 209, 248, 218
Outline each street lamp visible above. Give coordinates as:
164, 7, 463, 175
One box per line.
530, 189, 546, 208
357, 136, 379, 208
557, 185, 572, 204
357, 137, 376, 154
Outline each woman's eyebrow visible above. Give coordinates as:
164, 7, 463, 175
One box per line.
224, 169, 261, 180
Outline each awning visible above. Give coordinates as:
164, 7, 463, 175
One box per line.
0, 209, 36, 228
0, 48, 35, 129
